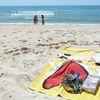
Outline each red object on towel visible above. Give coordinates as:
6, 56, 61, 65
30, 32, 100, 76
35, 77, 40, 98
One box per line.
43, 61, 88, 89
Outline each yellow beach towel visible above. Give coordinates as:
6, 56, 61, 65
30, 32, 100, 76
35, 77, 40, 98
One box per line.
29, 47, 100, 100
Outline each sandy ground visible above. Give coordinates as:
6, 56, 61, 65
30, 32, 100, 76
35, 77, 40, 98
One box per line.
0, 24, 100, 100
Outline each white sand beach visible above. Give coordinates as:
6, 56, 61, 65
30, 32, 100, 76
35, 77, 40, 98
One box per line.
0, 24, 100, 100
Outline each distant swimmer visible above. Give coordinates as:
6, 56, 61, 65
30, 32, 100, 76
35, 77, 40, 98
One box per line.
34, 15, 38, 25
41, 15, 45, 25
16, 11, 18, 13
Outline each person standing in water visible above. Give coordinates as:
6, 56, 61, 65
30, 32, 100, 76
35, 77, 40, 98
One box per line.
34, 15, 38, 25
41, 15, 45, 25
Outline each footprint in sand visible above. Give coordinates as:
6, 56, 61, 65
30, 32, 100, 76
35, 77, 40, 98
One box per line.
4, 47, 31, 55
0, 73, 4, 77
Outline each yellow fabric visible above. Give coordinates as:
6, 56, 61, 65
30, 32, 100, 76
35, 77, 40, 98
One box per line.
29, 47, 100, 100
29, 59, 68, 96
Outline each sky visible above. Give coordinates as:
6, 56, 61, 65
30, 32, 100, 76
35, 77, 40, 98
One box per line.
0, 0, 100, 6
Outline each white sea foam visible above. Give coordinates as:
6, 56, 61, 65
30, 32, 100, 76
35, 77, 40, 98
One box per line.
24, 17, 33, 20
11, 11, 55, 16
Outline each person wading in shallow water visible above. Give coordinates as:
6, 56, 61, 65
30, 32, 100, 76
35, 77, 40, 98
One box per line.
34, 15, 38, 25
41, 15, 45, 25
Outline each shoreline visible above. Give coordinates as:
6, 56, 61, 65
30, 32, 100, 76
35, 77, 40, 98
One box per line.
1, 23, 100, 25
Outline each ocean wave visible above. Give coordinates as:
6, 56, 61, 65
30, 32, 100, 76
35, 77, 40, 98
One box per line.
24, 17, 33, 20
11, 11, 55, 16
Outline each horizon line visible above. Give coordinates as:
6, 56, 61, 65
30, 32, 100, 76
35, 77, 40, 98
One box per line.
0, 4, 100, 6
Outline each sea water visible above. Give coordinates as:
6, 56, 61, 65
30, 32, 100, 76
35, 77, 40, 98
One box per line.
0, 5, 100, 23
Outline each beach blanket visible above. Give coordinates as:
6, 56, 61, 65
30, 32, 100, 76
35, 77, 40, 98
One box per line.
29, 47, 100, 100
